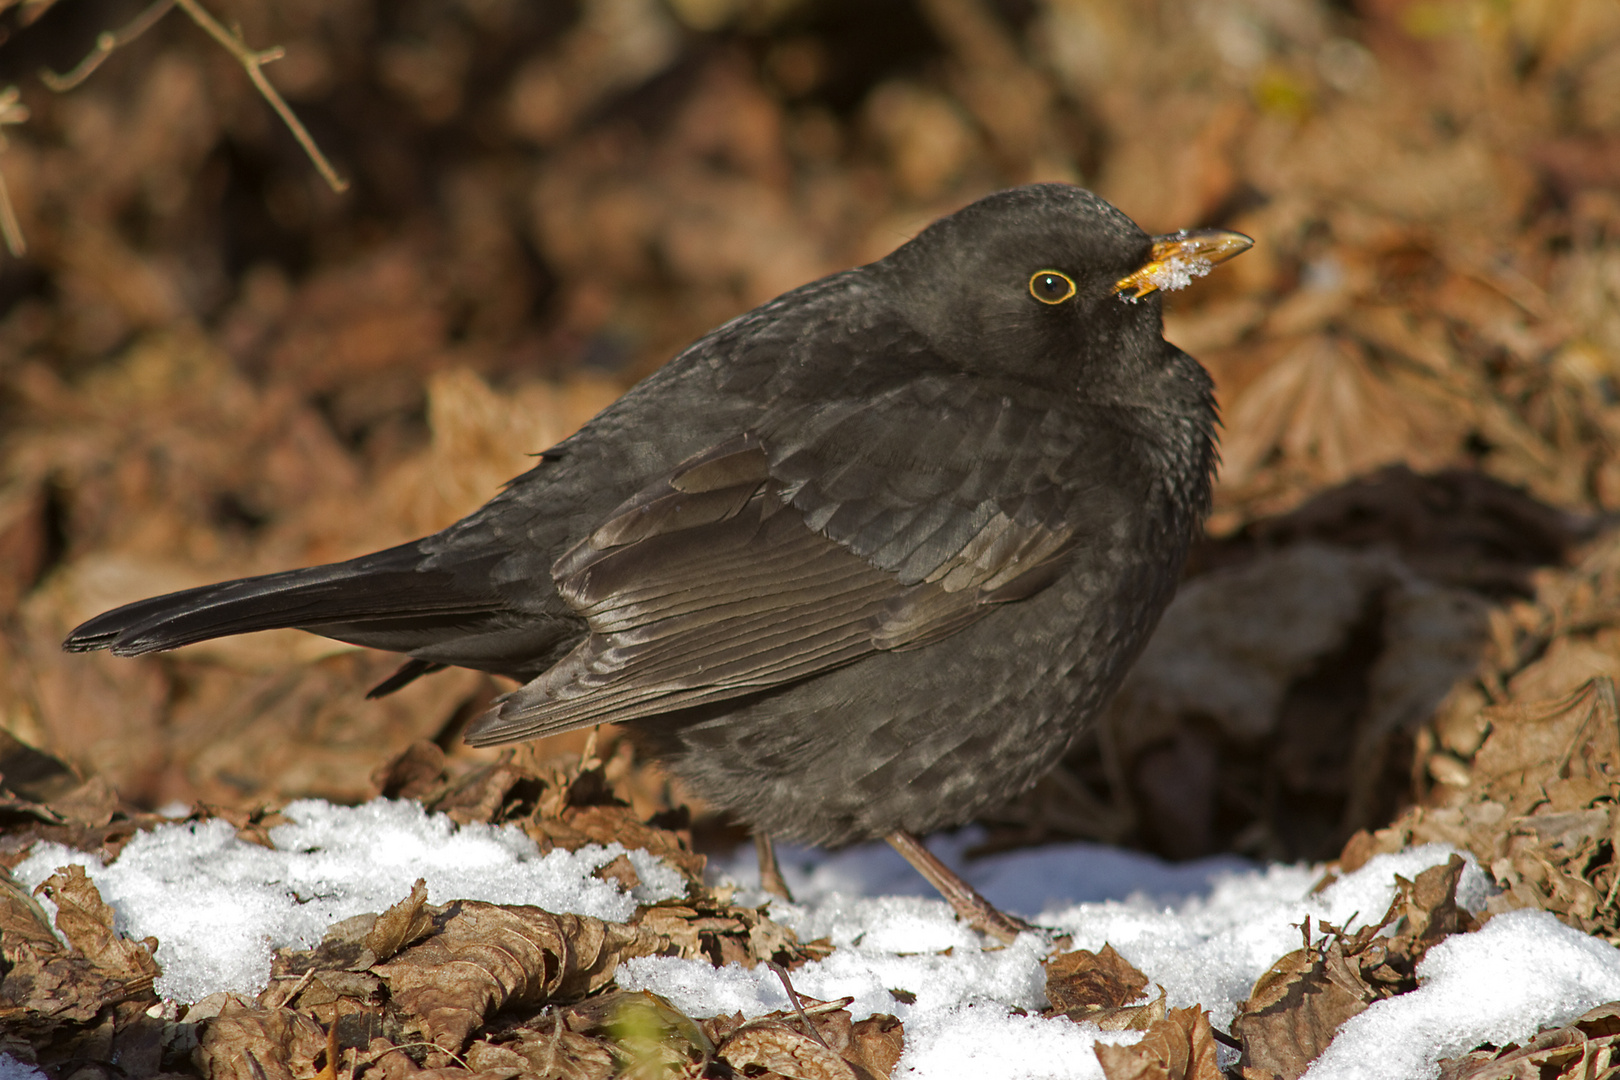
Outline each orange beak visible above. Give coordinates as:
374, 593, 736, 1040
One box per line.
1113, 229, 1254, 300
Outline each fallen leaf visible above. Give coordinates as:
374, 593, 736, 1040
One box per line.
1095, 1006, 1221, 1080
194, 999, 327, 1080
375, 902, 664, 1052
1046, 943, 1150, 1013
1436, 1001, 1620, 1079
364, 878, 434, 962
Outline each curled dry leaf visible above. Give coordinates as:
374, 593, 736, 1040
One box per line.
37, 865, 159, 989
703, 994, 903, 1080
1045, 943, 1149, 1013
720, 1019, 866, 1080
848, 1015, 907, 1079
1236, 857, 1472, 1080
1094, 1005, 1222, 1080
365, 877, 434, 962
0, 864, 167, 1068
193, 999, 328, 1080
369, 740, 450, 801
375, 901, 666, 1052
635, 891, 829, 969
1436, 1001, 1620, 1080
465, 1017, 619, 1080
1235, 940, 1378, 1080
1045, 943, 1168, 1030
0, 870, 142, 1034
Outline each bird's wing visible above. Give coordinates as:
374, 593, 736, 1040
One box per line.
464, 374, 1117, 747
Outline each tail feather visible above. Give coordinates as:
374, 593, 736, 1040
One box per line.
62, 542, 506, 658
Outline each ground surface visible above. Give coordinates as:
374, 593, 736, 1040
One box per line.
2, 0, 1620, 1076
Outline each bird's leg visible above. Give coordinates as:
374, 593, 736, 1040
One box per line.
754, 832, 794, 901
886, 830, 1034, 944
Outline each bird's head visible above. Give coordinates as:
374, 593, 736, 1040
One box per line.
877, 183, 1250, 400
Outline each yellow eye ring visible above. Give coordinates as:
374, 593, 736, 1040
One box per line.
1029, 270, 1077, 304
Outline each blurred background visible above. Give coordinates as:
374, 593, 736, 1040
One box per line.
1, 0, 1619, 866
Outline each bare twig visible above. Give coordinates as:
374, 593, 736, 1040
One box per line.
19, 0, 64, 26
767, 962, 832, 1049
0, 85, 30, 257
38, 0, 349, 194
372, 1042, 470, 1070
170, 0, 348, 193
276, 965, 319, 1008
40, 0, 175, 91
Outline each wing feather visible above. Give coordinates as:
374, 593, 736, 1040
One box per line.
465, 373, 1110, 747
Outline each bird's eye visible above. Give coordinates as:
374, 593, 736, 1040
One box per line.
1029, 270, 1077, 304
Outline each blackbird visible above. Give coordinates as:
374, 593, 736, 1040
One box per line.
65, 184, 1250, 939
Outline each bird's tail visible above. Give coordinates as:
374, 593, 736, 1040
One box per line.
62, 541, 505, 660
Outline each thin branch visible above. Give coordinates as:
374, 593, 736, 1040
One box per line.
19, 0, 64, 27
170, 0, 349, 193
42, 0, 350, 194
0, 85, 30, 257
0, 173, 24, 258
40, 0, 175, 92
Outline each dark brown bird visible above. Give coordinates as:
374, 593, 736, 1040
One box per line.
64, 184, 1250, 939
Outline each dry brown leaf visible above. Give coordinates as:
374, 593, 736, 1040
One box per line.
704, 996, 899, 1080
1436, 1001, 1620, 1080
1239, 859, 1471, 1079
1219, 334, 1461, 494
1385, 857, 1475, 959
1046, 943, 1150, 1014
0, 866, 165, 1058
375, 901, 665, 1052
36, 864, 159, 993
849, 1015, 906, 1079
0, 868, 56, 950
364, 877, 434, 962
0, 864, 154, 1035
466, 1020, 618, 1080
194, 999, 328, 1080
1472, 681, 1620, 816
0, 729, 82, 808
720, 1019, 866, 1080
635, 894, 827, 969
1095, 1006, 1221, 1080
1234, 943, 1375, 1080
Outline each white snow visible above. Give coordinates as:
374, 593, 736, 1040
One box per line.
11, 797, 685, 1002
897, 1003, 1142, 1080
11, 801, 1619, 1079
1306, 909, 1620, 1080
1041, 845, 1496, 1029
0, 1057, 46, 1080
1142, 255, 1214, 293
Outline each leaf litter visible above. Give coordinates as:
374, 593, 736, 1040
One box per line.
2, 0, 1620, 1074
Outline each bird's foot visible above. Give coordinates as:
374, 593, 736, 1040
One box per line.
754, 832, 795, 902
885, 830, 1062, 947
